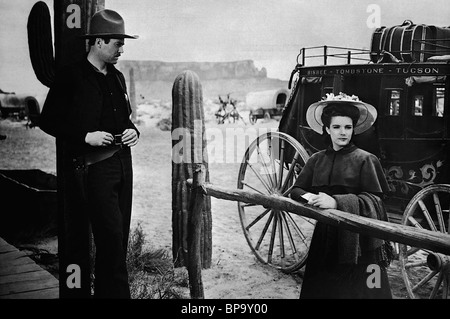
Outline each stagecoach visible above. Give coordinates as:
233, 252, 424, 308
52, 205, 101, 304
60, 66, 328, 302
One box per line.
236, 21, 450, 299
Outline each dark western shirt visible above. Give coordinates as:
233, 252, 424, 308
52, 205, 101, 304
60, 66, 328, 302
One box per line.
91, 63, 130, 136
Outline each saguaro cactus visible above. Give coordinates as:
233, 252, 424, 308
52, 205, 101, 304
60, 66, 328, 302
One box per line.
27, 0, 104, 88
27, 1, 55, 88
172, 70, 212, 269
27, 0, 104, 299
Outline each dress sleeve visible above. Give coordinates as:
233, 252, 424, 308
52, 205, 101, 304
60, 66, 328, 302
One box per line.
290, 154, 316, 201
360, 154, 390, 195
293, 154, 316, 190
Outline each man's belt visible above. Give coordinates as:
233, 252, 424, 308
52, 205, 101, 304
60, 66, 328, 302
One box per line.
73, 145, 121, 169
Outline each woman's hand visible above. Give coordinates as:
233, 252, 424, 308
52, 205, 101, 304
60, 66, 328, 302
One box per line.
308, 192, 337, 209
121, 128, 139, 147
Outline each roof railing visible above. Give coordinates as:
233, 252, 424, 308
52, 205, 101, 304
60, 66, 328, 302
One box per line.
296, 45, 371, 66
297, 40, 450, 66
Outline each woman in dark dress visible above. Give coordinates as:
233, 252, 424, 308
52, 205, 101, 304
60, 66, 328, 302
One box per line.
291, 94, 394, 299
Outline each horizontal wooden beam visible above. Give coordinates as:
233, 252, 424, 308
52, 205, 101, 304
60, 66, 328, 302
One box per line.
190, 180, 450, 256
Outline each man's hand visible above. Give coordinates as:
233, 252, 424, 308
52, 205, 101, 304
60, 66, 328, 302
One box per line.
308, 192, 337, 209
121, 128, 139, 147
85, 131, 114, 146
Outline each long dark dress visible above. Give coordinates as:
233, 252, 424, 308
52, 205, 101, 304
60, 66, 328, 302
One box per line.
291, 144, 394, 299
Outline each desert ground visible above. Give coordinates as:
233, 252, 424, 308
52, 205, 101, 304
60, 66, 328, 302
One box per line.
0, 103, 415, 299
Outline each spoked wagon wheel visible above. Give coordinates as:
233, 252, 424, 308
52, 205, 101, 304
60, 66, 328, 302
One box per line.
399, 184, 450, 299
237, 131, 316, 273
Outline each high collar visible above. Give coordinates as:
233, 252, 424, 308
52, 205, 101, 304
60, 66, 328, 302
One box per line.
84, 55, 119, 75
325, 143, 357, 155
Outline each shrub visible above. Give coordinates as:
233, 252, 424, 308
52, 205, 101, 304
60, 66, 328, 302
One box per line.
126, 223, 189, 299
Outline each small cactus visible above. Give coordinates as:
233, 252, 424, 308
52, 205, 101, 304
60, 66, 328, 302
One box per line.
171, 70, 212, 269
27, 1, 55, 88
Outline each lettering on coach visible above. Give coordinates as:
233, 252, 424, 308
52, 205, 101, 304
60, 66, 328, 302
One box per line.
303, 66, 443, 77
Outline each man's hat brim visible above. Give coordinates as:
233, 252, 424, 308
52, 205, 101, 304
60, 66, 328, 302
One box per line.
82, 9, 138, 39
306, 100, 378, 135
81, 33, 138, 39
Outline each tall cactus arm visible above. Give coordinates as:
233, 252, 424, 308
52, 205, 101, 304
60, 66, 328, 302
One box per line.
27, 1, 55, 88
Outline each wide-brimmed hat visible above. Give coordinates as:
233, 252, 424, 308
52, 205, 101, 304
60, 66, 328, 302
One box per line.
82, 9, 138, 39
306, 93, 377, 135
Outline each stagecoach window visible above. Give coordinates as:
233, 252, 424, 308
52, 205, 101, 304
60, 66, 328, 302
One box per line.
388, 90, 400, 116
413, 95, 424, 116
433, 87, 445, 117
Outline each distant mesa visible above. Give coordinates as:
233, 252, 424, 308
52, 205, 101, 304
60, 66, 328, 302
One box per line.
117, 59, 267, 82
117, 60, 287, 101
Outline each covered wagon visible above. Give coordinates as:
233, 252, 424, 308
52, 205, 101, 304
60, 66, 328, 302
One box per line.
0, 91, 40, 126
246, 88, 290, 124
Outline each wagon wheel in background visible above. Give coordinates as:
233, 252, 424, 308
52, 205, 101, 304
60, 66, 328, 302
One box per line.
399, 184, 450, 299
264, 111, 271, 121
237, 131, 315, 273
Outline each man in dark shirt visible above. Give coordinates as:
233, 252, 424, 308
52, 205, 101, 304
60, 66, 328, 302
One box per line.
40, 9, 139, 298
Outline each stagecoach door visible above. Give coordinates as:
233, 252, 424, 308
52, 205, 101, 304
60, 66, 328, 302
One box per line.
378, 77, 406, 139
404, 77, 447, 139
378, 76, 447, 139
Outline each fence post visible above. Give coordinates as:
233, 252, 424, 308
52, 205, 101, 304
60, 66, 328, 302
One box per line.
129, 67, 137, 122
187, 165, 205, 299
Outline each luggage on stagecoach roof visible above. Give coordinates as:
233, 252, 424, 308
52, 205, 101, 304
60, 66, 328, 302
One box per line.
370, 20, 450, 63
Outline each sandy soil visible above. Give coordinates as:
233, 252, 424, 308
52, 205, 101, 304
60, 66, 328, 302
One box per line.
0, 109, 413, 299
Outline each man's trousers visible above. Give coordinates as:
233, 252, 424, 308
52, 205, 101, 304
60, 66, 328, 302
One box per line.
86, 147, 133, 299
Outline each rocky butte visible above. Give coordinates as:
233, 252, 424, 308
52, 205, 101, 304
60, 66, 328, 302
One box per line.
117, 60, 287, 101
118, 60, 267, 81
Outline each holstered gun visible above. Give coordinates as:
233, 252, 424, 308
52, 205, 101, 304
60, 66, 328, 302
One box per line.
72, 145, 121, 200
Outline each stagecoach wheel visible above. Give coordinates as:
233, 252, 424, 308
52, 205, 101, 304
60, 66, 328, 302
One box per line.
237, 131, 316, 273
399, 184, 450, 299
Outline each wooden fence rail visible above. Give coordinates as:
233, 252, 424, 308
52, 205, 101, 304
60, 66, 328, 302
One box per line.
188, 177, 450, 256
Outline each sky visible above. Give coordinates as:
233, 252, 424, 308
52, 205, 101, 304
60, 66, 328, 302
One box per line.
1, 0, 450, 101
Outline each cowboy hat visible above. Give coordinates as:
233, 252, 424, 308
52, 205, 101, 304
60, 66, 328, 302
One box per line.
306, 93, 377, 135
82, 9, 138, 39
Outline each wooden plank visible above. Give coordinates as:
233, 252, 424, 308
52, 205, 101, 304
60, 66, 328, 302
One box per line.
0, 237, 59, 299
0, 238, 18, 254
1, 287, 59, 299
0, 249, 28, 261
0, 244, 17, 254
0, 269, 56, 285
0, 275, 58, 296
0, 251, 35, 266
0, 262, 43, 276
